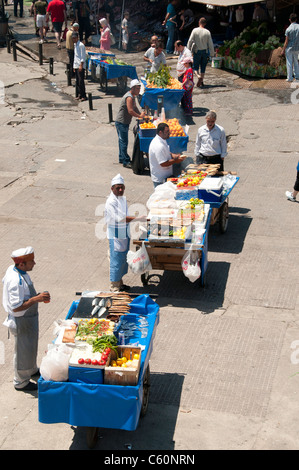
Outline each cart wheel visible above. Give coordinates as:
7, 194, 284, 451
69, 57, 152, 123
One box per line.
99, 67, 108, 92
219, 201, 229, 233
141, 271, 150, 286
140, 365, 150, 418
86, 426, 99, 449
116, 76, 127, 94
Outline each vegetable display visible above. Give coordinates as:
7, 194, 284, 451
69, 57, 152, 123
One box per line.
75, 318, 115, 342
146, 65, 182, 89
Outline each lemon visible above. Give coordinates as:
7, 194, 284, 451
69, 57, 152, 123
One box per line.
133, 354, 140, 360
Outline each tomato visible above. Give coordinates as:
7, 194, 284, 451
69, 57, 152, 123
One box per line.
78, 358, 84, 364
84, 358, 91, 364
105, 348, 111, 354
99, 359, 106, 366
91, 359, 98, 365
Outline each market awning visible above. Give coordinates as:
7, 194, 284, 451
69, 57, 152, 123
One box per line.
190, 0, 299, 7
191, 0, 264, 6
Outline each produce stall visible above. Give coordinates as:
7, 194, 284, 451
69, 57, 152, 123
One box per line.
88, 51, 138, 94
131, 166, 239, 286
140, 65, 185, 111
38, 293, 159, 449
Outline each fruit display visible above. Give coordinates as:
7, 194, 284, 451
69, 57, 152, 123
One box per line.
146, 65, 183, 89
176, 173, 207, 188
110, 353, 140, 369
75, 318, 115, 342
140, 121, 156, 129
102, 58, 131, 66
164, 118, 185, 137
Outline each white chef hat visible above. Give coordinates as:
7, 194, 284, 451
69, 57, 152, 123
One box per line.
11, 246, 34, 264
111, 174, 125, 186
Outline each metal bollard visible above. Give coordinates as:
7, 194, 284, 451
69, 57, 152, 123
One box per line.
12, 41, 17, 61
88, 93, 93, 110
39, 42, 43, 65
49, 57, 54, 75
66, 64, 72, 86
108, 103, 113, 123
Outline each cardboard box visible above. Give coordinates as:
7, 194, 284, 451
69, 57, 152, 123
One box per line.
104, 346, 141, 386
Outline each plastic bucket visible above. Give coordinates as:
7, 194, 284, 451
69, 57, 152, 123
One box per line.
211, 57, 223, 69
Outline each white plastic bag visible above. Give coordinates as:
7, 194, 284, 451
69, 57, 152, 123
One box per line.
146, 182, 177, 210
127, 242, 152, 275
40, 343, 73, 382
181, 246, 201, 283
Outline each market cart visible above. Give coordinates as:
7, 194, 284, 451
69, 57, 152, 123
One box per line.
89, 52, 138, 94
133, 206, 212, 288
38, 294, 159, 449
140, 85, 185, 111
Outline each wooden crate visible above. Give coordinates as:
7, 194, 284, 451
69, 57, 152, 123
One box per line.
104, 346, 141, 386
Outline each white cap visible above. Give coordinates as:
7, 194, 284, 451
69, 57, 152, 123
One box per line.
11, 246, 34, 263
130, 79, 141, 88
111, 174, 125, 186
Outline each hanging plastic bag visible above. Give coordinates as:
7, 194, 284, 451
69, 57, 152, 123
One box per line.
40, 343, 73, 382
110, 31, 116, 45
96, 64, 101, 78
127, 242, 152, 275
181, 245, 201, 283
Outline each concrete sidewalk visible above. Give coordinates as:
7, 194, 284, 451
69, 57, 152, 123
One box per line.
0, 9, 299, 451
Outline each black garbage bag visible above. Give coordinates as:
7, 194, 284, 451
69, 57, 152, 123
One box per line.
132, 129, 145, 175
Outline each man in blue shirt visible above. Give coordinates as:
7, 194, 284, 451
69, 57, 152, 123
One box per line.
282, 13, 299, 83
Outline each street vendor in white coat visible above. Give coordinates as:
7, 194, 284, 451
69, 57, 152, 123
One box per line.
105, 174, 137, 293
2, 247, 51, 392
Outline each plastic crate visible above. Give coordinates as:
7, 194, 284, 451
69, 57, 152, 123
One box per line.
139, 127, 157, 137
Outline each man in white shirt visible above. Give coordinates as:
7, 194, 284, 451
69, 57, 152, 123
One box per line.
72, 31, 87, 101
105, 174, 136, 292
149, 123, 185, 187
194, 111, 227, 171
2, 247, 50, 391
187, 17, 214, 87
144, 41, 167, 73
174, 40, 192, 82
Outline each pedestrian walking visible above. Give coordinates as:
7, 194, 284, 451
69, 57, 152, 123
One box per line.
187, 17, 214, 88
46, 0, 67, 49
285, 161, 299, 202
181, 57, 194, 116
281, 13, 299, 83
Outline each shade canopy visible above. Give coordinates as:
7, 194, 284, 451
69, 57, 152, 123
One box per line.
191, 0, 299, 7
191, 0, 263, 6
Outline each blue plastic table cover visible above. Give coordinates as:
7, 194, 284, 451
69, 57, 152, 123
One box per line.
140, 87, 185, 111
38, 294, 159, 431
90, 58, 138, 80
139, 134, 189, 154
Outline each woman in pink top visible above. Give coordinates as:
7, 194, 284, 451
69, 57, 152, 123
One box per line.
99, 18, 111, 51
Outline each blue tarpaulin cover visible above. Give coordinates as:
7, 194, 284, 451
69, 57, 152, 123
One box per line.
90, 59, 138, 80
140, 87, 185, 111
38, 295, 159, 431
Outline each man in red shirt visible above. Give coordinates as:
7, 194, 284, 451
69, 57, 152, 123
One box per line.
46, 0, 67, 49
